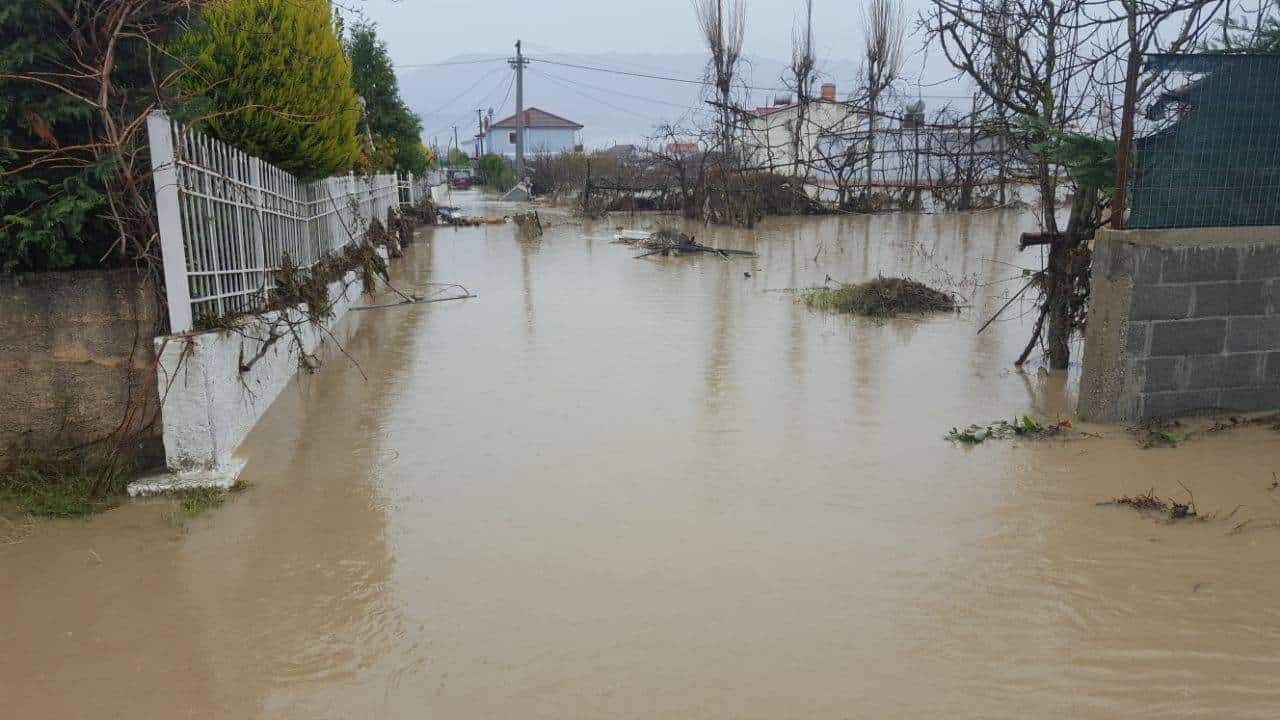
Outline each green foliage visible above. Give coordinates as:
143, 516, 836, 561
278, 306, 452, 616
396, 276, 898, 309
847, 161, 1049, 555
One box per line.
476, 154, 516, 191
445, 147, 473, 167
1018, 116, 1117, 193
346, 22, 430, 175
1209, 1, 1280, 53
176, 0, 361, 180
0, 1, 147, 272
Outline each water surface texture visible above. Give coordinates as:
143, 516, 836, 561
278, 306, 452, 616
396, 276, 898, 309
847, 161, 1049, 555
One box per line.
5, 194, 1280, 718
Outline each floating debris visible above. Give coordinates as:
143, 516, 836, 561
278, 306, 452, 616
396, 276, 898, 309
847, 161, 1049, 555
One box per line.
615, 227, 757, 260
945, 416, 1072, 444
1109, 488, 1200, 521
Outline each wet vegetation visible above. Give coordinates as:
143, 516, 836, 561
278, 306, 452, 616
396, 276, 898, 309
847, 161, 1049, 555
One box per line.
165, 481, 247, 526
802, 277, 955, 317
0, 450, 132, 518
945, 416, 1072, 444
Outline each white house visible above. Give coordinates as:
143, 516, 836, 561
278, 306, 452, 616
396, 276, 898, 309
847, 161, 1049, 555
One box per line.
740, 83, 864, 176
484, 108, 583, 158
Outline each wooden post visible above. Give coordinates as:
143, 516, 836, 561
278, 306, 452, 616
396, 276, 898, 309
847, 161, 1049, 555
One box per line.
147, 111, 193, 334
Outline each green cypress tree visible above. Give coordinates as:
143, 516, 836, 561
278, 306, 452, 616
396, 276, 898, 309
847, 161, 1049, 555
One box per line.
177, 0, 361, 180
346, 21, 429, 175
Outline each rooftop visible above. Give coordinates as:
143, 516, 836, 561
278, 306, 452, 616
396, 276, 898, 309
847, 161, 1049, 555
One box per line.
489, 107, 584, 130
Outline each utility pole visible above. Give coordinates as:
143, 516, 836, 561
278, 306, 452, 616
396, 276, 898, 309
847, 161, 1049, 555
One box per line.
452, 125, 460, 163
509, 39, 528, 180
476, 109, 485, 158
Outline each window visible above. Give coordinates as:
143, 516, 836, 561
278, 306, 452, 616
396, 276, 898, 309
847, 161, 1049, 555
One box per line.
509, 132, 517, 144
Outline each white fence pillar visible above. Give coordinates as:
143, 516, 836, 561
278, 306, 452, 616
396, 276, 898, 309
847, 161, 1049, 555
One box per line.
147, 111, 193, 334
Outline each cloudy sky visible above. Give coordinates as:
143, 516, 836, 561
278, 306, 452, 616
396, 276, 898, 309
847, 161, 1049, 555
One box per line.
349, 0, 958, 149
353, 0, 939, 74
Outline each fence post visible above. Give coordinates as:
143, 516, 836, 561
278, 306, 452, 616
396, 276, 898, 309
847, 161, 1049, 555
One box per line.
147, 110, 193, 334
407, 171, 416, 206
248, 155, 267, 297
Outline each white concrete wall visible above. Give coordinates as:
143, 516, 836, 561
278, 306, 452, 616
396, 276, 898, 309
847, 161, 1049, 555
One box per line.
484, 127, 578, 158
133, 252, 385, 493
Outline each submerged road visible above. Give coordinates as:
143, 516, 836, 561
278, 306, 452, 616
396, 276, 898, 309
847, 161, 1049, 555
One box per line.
4, 193, 1280, 718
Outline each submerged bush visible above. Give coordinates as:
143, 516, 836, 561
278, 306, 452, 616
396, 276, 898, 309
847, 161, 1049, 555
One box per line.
801, 277, 955, 317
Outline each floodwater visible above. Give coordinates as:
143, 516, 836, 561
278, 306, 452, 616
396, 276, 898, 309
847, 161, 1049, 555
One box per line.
5, 192, 1280, 719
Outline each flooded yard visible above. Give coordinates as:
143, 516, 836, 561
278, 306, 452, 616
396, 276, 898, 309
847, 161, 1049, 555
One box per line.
4, 193, 1280, 718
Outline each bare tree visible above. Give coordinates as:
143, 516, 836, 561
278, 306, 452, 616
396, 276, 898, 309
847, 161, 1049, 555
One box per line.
646, 123, 710, 219
787, 0, 817, 177
693, 0, 748, 159
860, 0, 906, 191
926, 0, 1227, 369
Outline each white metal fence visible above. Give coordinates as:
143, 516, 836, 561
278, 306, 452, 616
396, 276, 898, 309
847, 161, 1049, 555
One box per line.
148, 110, 407, 333
400, 172, 434, 207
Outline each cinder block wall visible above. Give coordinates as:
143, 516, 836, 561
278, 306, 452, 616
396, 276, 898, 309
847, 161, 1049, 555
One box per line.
0, 269, 163, 469
1080, 226, 1280, 421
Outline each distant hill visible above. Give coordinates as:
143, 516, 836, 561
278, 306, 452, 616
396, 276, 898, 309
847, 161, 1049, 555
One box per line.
398, 52, 863, 152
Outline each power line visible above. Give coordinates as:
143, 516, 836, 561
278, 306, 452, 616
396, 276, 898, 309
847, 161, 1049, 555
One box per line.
533, 67, 700, 110
418, 67, 505, 121
394, 57, 509, 69
530, 68, 674, 123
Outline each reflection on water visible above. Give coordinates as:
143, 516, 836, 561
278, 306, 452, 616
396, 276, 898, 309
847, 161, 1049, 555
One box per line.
3, 193, 1280, 718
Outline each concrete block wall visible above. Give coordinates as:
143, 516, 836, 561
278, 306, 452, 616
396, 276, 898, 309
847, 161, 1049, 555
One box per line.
1080, 226, 1280, 421
0, 269, 163, 469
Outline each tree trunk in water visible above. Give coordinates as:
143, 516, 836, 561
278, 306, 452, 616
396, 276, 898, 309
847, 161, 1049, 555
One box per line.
1045, 240, 1073, 369
1043, 192, 1091, 370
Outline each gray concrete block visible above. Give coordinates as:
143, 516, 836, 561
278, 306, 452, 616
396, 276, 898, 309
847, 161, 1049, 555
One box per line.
1226, 315, 1280, 352
1192, 281, 1267, 317
1220, 386, 1280, 413
1142, 357, 1181, 392
1133, 246, 1163, 285
1131, 285, 1193, 321
1126, 322, 1150, 357
1184, 353, 1263, 389
1142, 390, 1222, 418
1266, 352, 1280, 384
1091, 236, 1116, 278
1161, 246, 1240, 283
1150, 319, 1227, 357
1240, 244, 1280, 280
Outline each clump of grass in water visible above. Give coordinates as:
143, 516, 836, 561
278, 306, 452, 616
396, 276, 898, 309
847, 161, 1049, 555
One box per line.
166, 480, 247, 525
800, 276, 955, 317
0, 450, 132, 518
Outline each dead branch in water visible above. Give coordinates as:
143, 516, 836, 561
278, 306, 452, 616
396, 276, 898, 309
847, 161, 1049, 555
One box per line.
631, 228, 756, 259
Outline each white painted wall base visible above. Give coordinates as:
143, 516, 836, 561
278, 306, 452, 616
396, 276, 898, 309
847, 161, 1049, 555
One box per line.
130, 251, 386, 495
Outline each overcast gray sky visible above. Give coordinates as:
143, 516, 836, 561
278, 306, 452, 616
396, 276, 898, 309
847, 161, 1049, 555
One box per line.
353, 0, 938, 73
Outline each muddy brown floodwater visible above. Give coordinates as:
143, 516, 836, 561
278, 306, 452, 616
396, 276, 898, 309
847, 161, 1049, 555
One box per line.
5, 191, 1280, 719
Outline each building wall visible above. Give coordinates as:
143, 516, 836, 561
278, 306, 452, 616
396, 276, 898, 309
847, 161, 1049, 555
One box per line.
0, 268, 163, 469
744, 102, 863, 176
1080, 226, 1280, 421
484, 127, 578, 158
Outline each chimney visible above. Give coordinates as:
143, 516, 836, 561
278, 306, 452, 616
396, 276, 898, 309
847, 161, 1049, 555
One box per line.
821, 83, 836, 101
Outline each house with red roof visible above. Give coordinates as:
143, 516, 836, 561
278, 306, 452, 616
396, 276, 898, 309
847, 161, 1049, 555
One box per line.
483, 107, 584, 158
